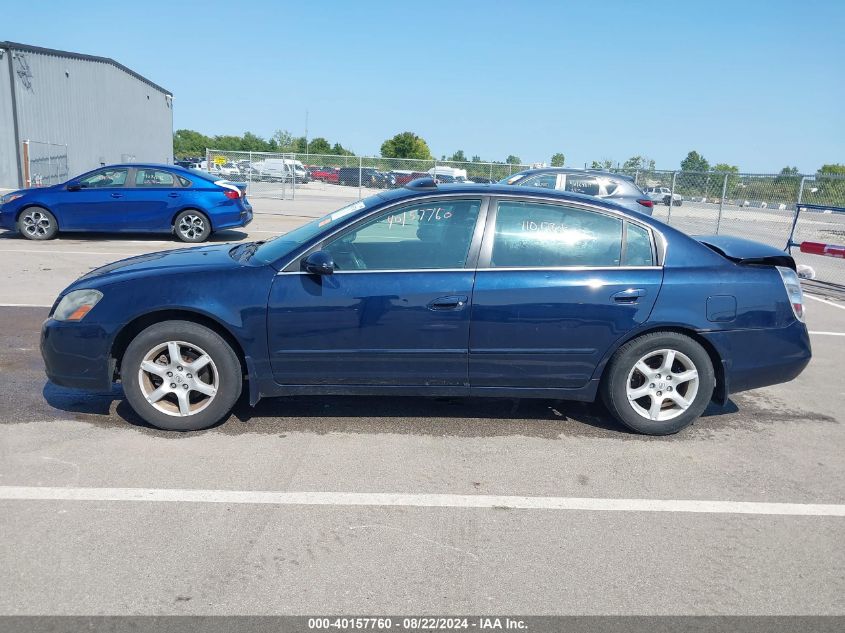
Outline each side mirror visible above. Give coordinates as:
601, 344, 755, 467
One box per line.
302, 251, 335, 275
67, 182, 82, 191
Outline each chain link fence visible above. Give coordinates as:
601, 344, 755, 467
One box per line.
204, 149, 845, 293
206, 149, 530, 200
22, 140, 68, 188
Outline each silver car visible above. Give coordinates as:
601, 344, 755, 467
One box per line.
500, 168, 654, 215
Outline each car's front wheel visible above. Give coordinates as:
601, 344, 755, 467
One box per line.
122, 320, 242, 431
174, 210, 211, 243
602, 332, 715, 435
18, 207, 58, 240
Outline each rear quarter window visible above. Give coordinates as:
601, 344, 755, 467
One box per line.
623, 223, 655, 266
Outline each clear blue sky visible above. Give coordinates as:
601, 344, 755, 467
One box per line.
4, 0, 844, 172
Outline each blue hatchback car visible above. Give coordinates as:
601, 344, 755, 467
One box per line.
0, 164, 253, 242
39, 180, 811, 435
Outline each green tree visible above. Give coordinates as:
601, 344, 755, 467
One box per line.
449, 150, 467, 162
173, 129, 211, 157
471, 155, 482, 162
272, 129, 294, 151
332, 142, 354, 156
550, 152, 565, 167
779, 166, 800, 176
306, 137, 332, 154
712, 163, 740, 196
590, 159, 614, 170
380, 132, 432, 159
505, 154, 522, 165
813, 164, 845, 208
680, 150, 709, 173
819, 164, 845, 175
622, 155, 655, 171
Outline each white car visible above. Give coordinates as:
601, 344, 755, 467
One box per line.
645, 186, 683, 206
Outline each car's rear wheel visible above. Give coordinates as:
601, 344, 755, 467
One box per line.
601, 332, 715, 435
18, 207, 58, 240
673, 199, 683, 206
174, 210, 211, 243
122, 321, 242, 431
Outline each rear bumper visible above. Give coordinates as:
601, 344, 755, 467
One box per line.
701, 320, 811, 396
214, 204, 253, 231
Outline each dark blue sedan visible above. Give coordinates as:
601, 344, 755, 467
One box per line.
0, 164, 252, 242
39, 180, 811, 435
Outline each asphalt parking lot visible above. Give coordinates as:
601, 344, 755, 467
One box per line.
1, 204, 844, 615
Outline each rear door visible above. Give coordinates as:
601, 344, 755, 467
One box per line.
117, 168, 185, 231
469, 197, 662, 392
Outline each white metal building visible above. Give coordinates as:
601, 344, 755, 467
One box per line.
0, 41, 173, 189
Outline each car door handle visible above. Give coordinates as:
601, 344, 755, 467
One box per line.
611, 288, 646, 303
111, 193, 123, 199
168, 193, 181, 198
428, 295, 469, 311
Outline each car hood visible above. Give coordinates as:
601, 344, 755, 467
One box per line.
73, 243, 247, 286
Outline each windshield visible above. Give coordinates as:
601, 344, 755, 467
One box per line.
252, 196, 379, 265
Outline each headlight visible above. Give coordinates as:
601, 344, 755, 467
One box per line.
53, 289, 103, 321
1, 192, 24, 205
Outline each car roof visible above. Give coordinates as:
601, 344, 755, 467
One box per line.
374, 181, 647, 217
106, 163, 193, 173
510, 167, 638, 182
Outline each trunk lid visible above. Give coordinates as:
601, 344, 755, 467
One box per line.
694, 235, 796, 270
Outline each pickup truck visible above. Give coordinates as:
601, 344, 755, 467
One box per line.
645, 186, 683, 206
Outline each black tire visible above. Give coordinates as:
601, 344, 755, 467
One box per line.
174, 210, 211, 243
663, 197, 672, 206
601, 331, 715, 435
673, 199, 683, 206
122, 320, 242, 431
18, 206, 58, 240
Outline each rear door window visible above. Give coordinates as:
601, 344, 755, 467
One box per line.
134, 169, 177, 187
491, 201, 622, 268
564, 175, 600, 196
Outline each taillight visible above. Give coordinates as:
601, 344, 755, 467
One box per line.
776, 266, 805, 322
637, 199, 654, 208
214, 179, 242, 199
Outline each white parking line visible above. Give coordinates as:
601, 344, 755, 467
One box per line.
0, 248, 131, 256
0, 486, 843, 517
0, 302, 51, 308
809, 331, 845, 337
806, 294, 845, 311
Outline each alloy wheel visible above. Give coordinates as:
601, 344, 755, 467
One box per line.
137, 340, 219, 417
178, 214, 205, 240
21, 210, 52, 237
625, 349, 700, 421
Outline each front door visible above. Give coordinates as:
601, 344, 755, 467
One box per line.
56, 167, 129, 231
267, 197, 486, 387
469, 198, 662, 392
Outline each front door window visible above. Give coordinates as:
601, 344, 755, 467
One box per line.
322, 199, 482, 270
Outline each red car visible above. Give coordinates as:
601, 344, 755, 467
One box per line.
309, 166, 339, 183
391, 171, 429, 186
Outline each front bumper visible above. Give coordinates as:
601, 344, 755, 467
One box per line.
41, 317, 115, 391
